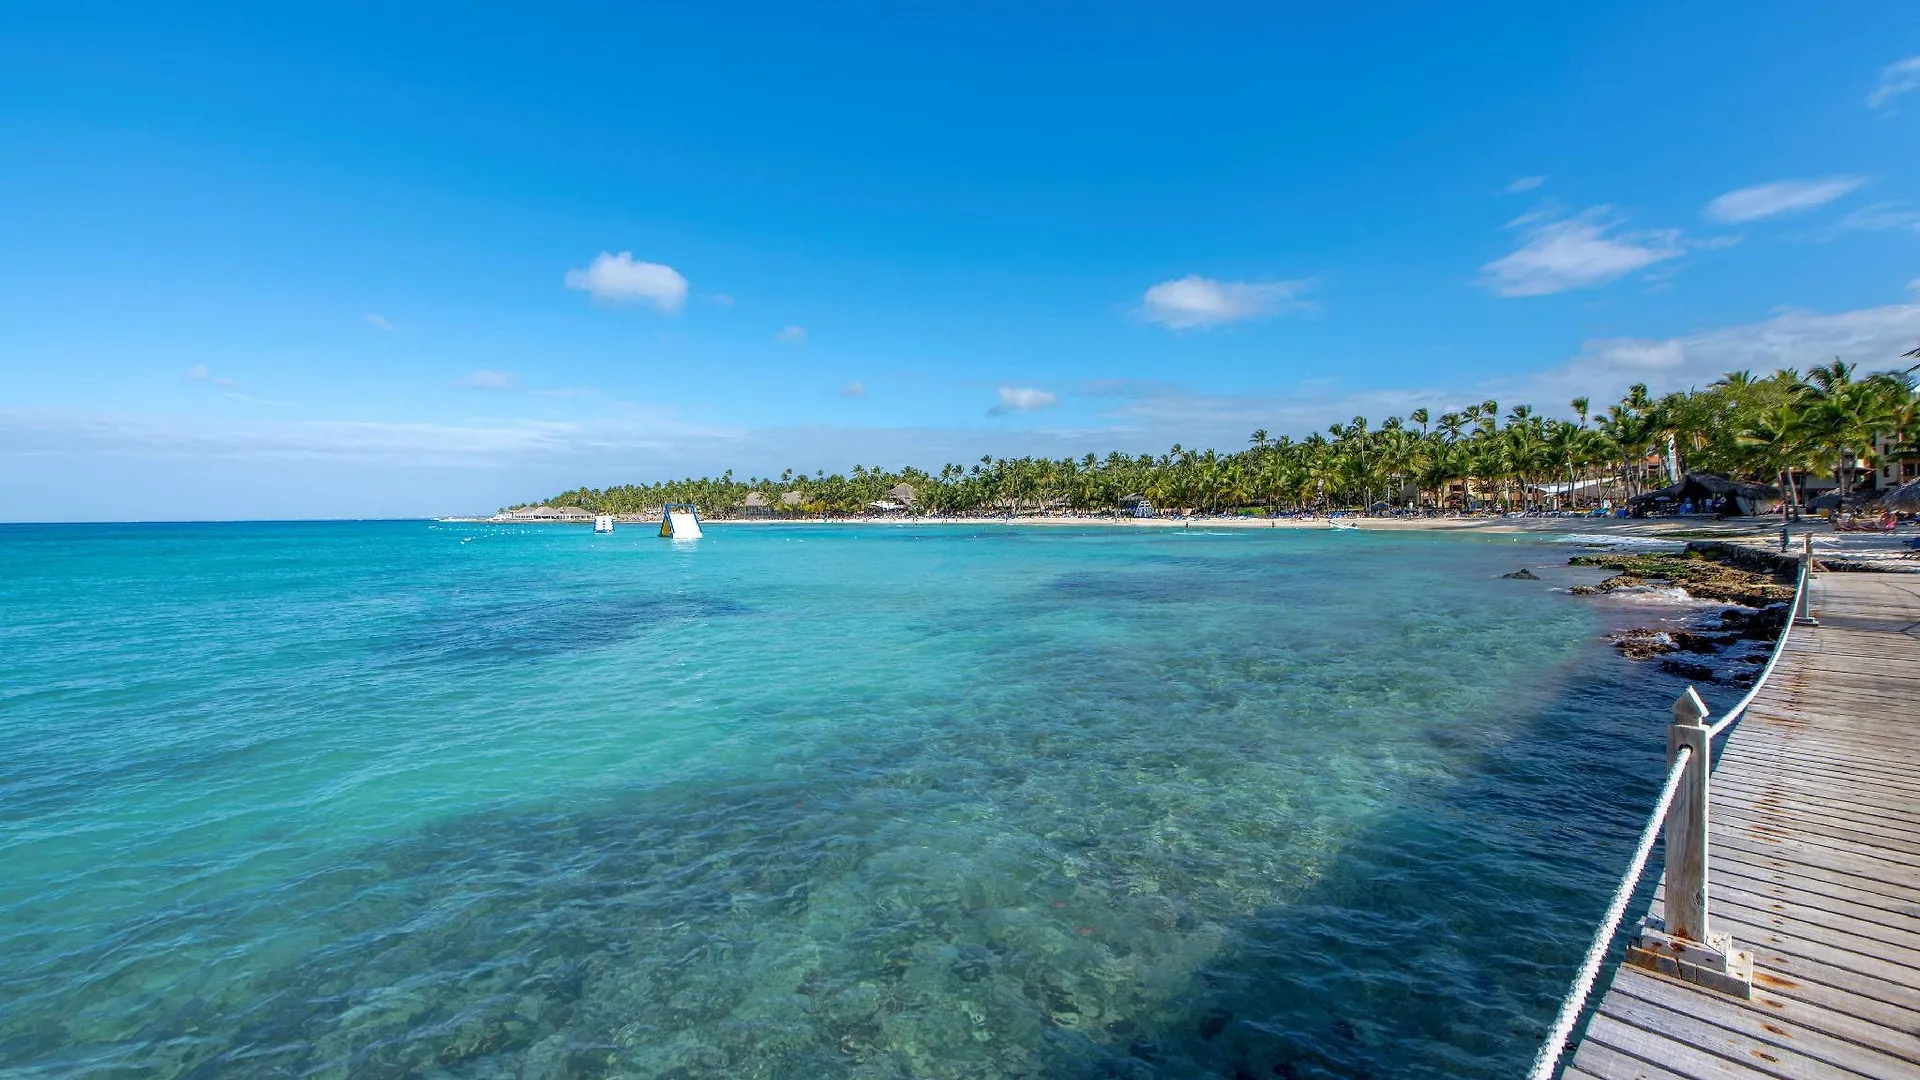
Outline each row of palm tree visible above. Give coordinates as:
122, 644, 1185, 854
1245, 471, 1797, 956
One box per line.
518, 356, 1919, 519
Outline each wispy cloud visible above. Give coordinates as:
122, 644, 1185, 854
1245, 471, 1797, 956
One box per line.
466, 370, 517, 390
1868, 55, 1920, 110
564, 252, 689, 313
840, 380, 867, 398
1503, 176, 1547, 194
224, 392, 287, 406
1838, 201, 1920, 233
0, 410, 741, 468
1479, 207, 1684, 297
1135, 275, 1312, 329
708, 293, 736, 307
184, 363, 238, 388
1703, 176, 1867, 223
776, 325, 806, 344
365, 313, 395, 332
990, 386, 1059, 414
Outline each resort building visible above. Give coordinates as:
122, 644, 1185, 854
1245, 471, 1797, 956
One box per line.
1874, 430, 1920, 491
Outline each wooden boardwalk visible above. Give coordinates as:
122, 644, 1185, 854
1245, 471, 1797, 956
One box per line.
1567, 572, 1920, 1080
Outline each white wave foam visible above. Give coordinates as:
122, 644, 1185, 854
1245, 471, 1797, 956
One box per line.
1546, 533, 1688, 551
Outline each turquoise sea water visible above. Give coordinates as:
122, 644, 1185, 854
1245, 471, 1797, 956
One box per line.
1, 522, 1691, 1079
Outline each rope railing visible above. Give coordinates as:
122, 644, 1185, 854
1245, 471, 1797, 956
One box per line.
1526, 538, 1814, 1079
1524, 748, 1695, 1080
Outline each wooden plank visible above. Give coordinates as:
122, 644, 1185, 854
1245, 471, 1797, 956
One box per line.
1711, 771, 1920, 826
1570, 1034, 1720, 1080
1712, 805, 1920, 864
1609, 972, 1920, 1079
1703, 872, 1920, 947
1707, 833, 1920, 906
1580, 1012, 1779, 1080
1709, 864, 1920, 935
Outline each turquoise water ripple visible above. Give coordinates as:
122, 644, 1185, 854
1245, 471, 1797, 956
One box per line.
0, 522, 1685, 1078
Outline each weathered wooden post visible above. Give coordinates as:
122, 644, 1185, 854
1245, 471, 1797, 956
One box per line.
1794, 534, 1819, 626
1626, 686, 1754, 997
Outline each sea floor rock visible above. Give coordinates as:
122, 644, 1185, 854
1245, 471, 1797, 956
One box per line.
1500, 568, 1540, 580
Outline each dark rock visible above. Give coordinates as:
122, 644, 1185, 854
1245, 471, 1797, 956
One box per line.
1501, 568, 1540, 580
1659, 658, 1717, 681
1332, 1018, 1357, 1042
1610, 628, 1677, 660
1128, 1040, 1160, 1061
1669, 630, 1734, 654
1199, 1007, 1233, 1041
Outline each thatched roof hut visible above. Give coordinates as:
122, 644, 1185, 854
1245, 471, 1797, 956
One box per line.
513, 505, 559, 518
888, 483, 917, 505
1878, 478, 1920, 512
742, 491, 770, 508
554, 506, 592, 519
780, 490, 806, 507
1628, 473, 1780, 517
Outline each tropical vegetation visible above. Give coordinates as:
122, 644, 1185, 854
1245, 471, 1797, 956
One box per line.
514, 357, 1920, 519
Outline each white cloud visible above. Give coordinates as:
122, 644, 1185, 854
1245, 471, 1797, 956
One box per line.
564, 252, 689, 313
1838, 201, 1920, 232
184, 363, 210, 380
467, 370, 516, 390
1503, 176, 1547, 194
1136, 275, 1312, 329
365, 313, 395, 331
991, 386, 1059, 414
708, 293, 736, 307
776, 325, 806, 344
1908, 279, 1920, 293
840, 380, 867, 398
1536, 301, 1920, 402
1479, 207, 1684, 297
1868, 55, 1920, 110
1703, 176, 1867, 223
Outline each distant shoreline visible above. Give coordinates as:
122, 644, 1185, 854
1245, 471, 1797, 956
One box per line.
439, 513, 1792, 539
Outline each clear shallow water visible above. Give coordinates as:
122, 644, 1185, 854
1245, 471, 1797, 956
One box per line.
0, 522, 1692, 1079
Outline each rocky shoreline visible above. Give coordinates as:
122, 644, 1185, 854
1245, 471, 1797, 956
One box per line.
1563, 542, 1798, 687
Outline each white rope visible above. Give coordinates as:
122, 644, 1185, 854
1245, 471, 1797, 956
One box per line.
1526, 746, 1695, 1080
1705, 555, 1808, 740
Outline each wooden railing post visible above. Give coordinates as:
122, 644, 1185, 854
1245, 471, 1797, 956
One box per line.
1663, 688, 1712, 942
1626, 686, 1754, 997
1794, 535, 1819, 626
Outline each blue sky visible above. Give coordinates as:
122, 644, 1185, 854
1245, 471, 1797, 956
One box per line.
3, 2, 1918, 519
